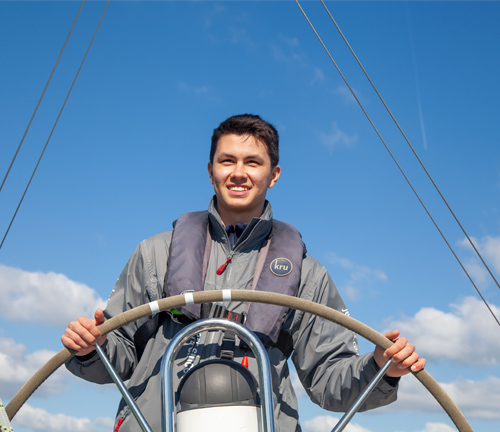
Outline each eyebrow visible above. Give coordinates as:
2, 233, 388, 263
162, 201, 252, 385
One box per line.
217, 153, 264, 161
217, 153, 235, 159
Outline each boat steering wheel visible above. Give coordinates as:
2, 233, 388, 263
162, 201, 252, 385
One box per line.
5, 290, 473, 432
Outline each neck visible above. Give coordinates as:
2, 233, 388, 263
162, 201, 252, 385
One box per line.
217, 206, 264, 227
219, 212, 256, 227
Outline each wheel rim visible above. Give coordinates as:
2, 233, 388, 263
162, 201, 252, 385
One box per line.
6, 290, 474, 432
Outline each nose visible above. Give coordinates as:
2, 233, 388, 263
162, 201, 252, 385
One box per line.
231, 161, 247, 180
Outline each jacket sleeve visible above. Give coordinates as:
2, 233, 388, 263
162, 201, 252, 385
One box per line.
65, 231, 172, 384
291, 256, 398, 412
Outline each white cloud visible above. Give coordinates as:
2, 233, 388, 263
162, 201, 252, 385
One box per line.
13, 404, 114, 432
394, 423, 456, 432
383, 373, 500, 421
462, 257, 489, 286
328, 252, 387, 301
385, 296, 500, 366
0, 264, 105, 327
302, 415, 372, 432
276, 297, 499, 424
459, 235, 500, 286
473, 236, 500, 274
0, 337, 68, 399
440, 376, 500, 420
413, 424, 456, 432
319, 122, 358, 151
303, 416, 458, 432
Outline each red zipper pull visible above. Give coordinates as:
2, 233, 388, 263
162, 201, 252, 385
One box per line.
217, 257, 232, 275
241, 355, 249, 368
114, 418, 124, 432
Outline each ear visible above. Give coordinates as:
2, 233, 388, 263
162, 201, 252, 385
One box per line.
207, 161, 214, 185
268, 165, 281, 189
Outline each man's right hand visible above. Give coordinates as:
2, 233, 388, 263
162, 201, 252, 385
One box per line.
61, 309, 107, 356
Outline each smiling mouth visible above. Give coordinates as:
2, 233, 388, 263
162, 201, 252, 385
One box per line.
228, 186, 250, 191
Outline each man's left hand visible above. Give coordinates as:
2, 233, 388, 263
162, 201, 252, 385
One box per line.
374, 330, 426, 378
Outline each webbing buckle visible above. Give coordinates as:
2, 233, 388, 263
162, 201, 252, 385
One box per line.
209, 302, 247, 325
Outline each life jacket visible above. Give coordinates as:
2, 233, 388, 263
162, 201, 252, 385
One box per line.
134, 211, 305, 359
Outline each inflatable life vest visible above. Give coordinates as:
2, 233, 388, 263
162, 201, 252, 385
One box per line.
134, 211, 306, 359
165, 211, 305, 346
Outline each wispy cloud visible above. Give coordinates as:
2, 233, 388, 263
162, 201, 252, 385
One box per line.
268, 35, 332, 87
13, 404, 114, 432
319, 122, 358, 152
228, 26, 255, 50
201, 3, 226, 29
178, 81, 211, 96
408, 17, 429, 151
328, 252, 387, 301
334, 85, 359, 105
459, 235, 500, 287
311, 67, 325, 85
384, 296, 500, 366
281, 34, 299, 48
269, 34, 306, 66
0, 265, 105, 327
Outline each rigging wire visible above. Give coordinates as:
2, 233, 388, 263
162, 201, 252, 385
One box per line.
0, 0, 111, 251
319, 0, 500, 295
294, 0, 500, 327
0, 0, 85, 194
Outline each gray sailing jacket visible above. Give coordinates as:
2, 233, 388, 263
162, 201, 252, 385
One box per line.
66, 199, 398, 431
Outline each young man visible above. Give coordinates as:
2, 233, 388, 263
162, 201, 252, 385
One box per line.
63, 114, 425, 431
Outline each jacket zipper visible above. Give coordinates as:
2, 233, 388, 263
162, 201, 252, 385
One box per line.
216, 219, 262, 285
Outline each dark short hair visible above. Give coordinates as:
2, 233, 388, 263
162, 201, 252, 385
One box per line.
210, 114, 279, 168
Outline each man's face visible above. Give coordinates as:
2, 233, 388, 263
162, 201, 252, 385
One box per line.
208, 134, 281, 225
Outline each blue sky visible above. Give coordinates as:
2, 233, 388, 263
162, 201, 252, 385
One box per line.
1, 1, 499, 431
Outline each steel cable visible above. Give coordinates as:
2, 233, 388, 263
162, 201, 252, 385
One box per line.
0, 0, 85, 194
294, 0, 500, 327
319, 0, 500, 296
0, 0, 111, 251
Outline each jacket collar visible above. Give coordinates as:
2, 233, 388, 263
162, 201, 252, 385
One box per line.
208, 196, 273, 252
